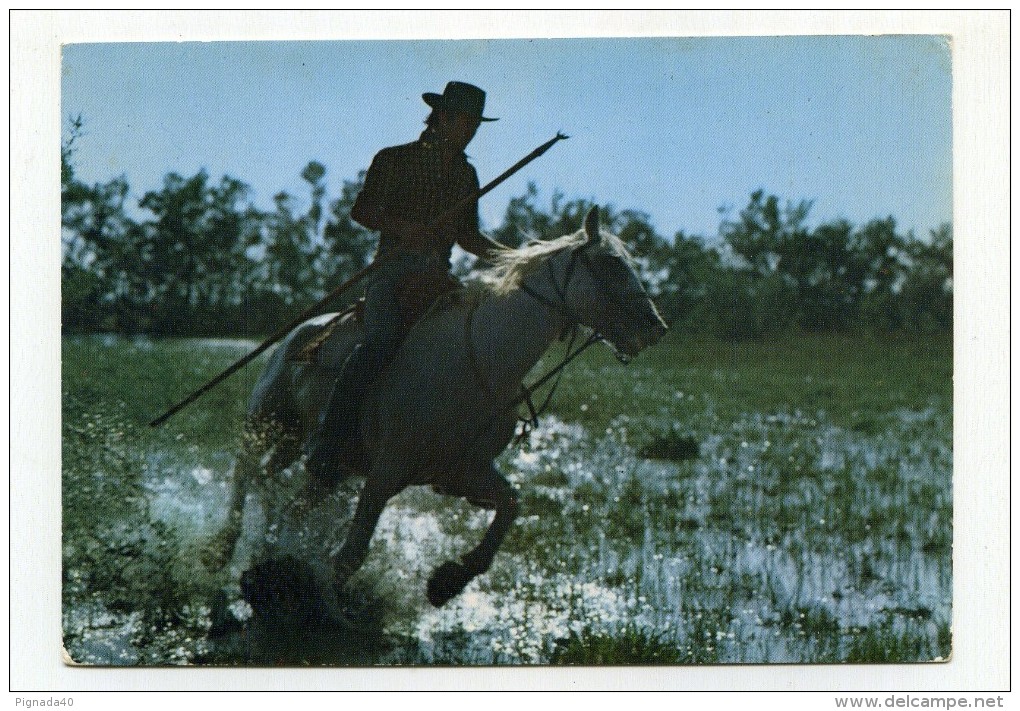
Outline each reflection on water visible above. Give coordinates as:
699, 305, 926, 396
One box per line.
63, 340, 951, 665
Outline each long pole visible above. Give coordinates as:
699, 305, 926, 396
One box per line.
148, 132, 569, 428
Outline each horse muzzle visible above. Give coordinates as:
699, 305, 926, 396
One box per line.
604, 309, 668, 361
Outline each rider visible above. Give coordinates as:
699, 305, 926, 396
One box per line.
305, 81, 508, 481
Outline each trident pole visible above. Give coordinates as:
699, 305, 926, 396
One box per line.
148, 132, 569, 428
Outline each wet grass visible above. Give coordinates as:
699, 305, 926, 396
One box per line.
639, 426, 700, 462
551, 625, 685, 665
61, 330, 951, 665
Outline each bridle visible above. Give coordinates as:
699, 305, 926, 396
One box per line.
509, 241, 639, 436
517, 240, 597, 329
519, 241, 639, 360
458, 238, 645, 462
463, 244, 592, 404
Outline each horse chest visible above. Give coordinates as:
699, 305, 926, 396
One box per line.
368, 375, 516, 466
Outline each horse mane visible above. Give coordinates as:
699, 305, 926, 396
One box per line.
484, 227, 632, 296
413, 226, 634, 327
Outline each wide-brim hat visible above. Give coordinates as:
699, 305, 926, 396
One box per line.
422, 81, 498, 122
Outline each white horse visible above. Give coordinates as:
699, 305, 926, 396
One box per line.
204, 207, 668, 607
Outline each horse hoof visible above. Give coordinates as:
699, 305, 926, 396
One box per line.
426, 561, 474, 607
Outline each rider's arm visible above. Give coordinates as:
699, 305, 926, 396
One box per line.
351, 150, 410, 235
351, 149, 441, 250
452, 164, 508, 261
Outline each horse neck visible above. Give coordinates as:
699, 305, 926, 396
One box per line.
471, 268, 571, 391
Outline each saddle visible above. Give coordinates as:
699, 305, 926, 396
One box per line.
293, 267, 460, 364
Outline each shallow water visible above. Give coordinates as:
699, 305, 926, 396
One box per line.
62, 337, 952, 665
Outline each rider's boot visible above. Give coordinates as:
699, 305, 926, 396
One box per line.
305, 345, 374, 483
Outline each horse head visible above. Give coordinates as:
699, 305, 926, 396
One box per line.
549, 206, 668, 360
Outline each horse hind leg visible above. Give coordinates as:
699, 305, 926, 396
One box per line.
201, 416, 298, 570
288, 461, 348, 520
427, 464, 519, 607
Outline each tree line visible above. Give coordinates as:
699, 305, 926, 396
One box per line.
62, 125, 951, 339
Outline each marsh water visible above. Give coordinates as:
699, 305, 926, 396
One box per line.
62, 335, 952, 665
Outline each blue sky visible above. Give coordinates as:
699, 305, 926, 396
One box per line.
62, 36, 951, 241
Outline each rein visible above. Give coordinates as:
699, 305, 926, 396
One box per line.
463, 279, 587, 434
441, 226, 648, 476
464, 241, 605, 445
513, 328, 599, 442
455, 328, 601, 472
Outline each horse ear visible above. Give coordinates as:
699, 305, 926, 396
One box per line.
584, 206, 601, 246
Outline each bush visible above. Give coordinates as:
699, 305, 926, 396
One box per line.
709, 271, 796, 340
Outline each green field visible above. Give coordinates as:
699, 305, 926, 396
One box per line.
62, 330, 952, 665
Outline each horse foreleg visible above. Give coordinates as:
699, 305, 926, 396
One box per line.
427, 464, 519, 607
331, 464, 403, 589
